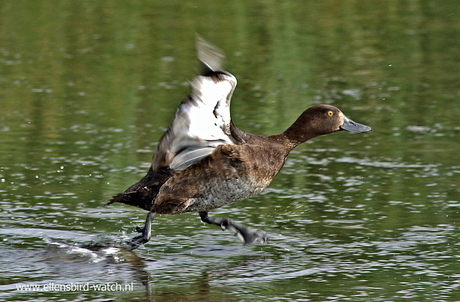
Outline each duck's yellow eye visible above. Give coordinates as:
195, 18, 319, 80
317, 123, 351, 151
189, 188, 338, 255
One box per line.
327, 111, 333, 116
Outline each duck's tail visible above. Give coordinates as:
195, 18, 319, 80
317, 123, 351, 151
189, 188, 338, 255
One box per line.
106, 166, 172, 212
106, 192, 131, 206
106, 191, 153, 212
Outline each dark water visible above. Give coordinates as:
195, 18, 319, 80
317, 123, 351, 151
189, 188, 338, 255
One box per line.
1, 1, 460, 301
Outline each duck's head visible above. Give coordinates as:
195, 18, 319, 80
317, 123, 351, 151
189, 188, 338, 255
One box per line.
284, 104, 371, 145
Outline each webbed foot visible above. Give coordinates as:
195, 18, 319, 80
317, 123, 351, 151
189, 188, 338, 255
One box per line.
123, 212, 155, 250
200, 211, 268, 245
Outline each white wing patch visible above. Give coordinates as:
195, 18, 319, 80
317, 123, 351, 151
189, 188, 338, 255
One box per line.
152, 72, 237, 170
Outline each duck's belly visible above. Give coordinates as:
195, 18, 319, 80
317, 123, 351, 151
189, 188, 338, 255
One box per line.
184, 175, 269, 213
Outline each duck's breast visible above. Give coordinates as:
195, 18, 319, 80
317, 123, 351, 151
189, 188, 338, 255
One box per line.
183, 143, 286, 213
184, 173, 269, 213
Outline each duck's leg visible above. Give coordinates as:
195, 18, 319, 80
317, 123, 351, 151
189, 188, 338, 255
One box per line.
124, 211, 155, 250
199, 211, 268, 245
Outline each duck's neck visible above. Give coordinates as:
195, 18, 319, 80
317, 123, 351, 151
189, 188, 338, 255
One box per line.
231, 118, 317, 152
277, 114, 318, 148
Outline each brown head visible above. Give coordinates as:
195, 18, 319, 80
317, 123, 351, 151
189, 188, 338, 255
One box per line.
282, 104, 371, 147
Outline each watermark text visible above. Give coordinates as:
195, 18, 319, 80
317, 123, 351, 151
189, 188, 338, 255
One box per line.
15, 282, 134, 292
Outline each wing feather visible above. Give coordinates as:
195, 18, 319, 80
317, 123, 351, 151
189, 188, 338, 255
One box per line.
152, 38, 237, 170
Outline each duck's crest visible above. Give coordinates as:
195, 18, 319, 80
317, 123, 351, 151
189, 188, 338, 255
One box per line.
151, 36, 237, 171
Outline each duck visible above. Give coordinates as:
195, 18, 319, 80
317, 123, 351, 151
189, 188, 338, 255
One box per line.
107, 36, 371, 250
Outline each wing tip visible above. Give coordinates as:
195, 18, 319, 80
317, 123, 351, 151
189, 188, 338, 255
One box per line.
196, 34, 225, 75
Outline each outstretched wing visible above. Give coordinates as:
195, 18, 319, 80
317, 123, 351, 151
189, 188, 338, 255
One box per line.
152, 37, 237, 170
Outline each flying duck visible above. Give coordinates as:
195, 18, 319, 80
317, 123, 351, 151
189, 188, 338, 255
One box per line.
107, 36, 371, 250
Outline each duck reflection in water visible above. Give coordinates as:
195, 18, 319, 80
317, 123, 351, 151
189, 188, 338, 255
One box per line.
107, 36, 371, 250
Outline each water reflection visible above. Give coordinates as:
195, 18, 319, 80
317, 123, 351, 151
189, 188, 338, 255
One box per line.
2, 207, 460, 301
